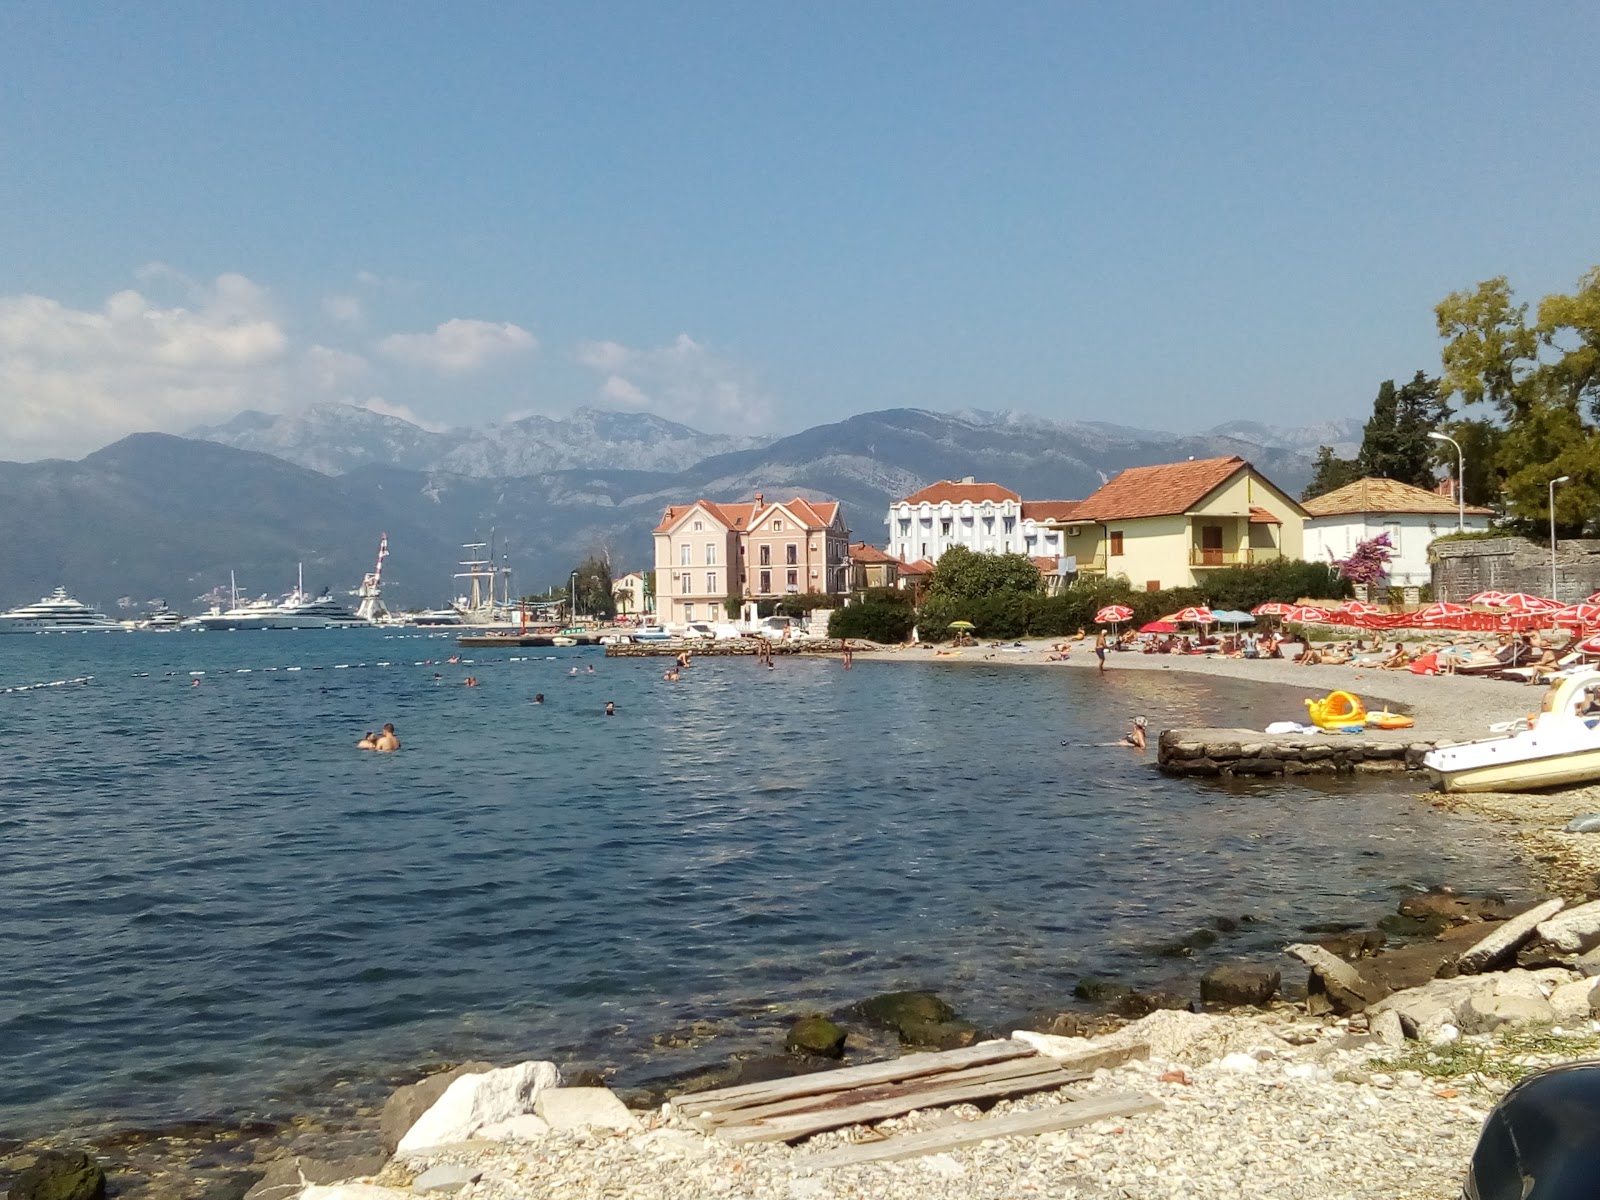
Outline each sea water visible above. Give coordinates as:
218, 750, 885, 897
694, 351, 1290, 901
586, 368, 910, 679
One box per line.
0, 631, 1523, 1135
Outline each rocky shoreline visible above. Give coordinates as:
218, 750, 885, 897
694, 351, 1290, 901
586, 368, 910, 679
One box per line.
12, 873, 1600, 1200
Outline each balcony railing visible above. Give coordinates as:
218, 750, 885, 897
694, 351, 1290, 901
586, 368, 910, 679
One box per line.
1189, 547, 1280, 567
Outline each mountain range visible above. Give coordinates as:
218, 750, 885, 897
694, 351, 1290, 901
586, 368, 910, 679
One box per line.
0, 405, 1362, 611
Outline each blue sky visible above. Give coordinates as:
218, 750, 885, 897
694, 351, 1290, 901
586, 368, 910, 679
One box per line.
1, 3, 1596, 458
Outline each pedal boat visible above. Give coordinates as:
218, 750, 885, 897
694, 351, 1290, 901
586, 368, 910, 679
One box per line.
1424, 671, 1600, 793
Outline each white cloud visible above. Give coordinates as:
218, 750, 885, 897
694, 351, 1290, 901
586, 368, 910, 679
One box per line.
0, 274, 304, 458
574, 334, 775, 431
358, 396, 449, 432
377, 318, 536, 373
322, 294, 364, 325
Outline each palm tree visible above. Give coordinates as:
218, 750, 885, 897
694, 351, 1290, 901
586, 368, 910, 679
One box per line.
613, 587, 631, 618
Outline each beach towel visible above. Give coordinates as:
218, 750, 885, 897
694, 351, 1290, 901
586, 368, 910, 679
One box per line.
1408, 652, 1440, 676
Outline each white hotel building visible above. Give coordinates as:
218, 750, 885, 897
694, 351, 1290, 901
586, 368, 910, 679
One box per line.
884, 478, 1080, 566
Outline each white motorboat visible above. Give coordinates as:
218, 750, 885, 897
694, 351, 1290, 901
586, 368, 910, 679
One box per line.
195, 567, 370, 631
137, 603, 186, 631
1424, 671, 1600, 793
0, 587, 125, 633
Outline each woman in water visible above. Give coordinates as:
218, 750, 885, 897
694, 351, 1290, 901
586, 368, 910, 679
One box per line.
1122, 716, 1148, 749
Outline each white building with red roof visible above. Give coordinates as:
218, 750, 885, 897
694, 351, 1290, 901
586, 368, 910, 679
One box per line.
653, 491, 851, 626
885, 477, 1081, 566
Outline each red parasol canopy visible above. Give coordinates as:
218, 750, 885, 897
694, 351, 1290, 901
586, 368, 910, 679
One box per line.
1412, 601, 1471, 627
1094, 604, 1135, 624
1553, 603, 1600, 628
1580, 633, 1600, 655
1281, 605, 1332, 624
1163, 606, 1215, 624
1140, 620, 1178, 634
1498, 593, 1562, 614
1466, 590, 1513, 607
1251, 601, 1297, 617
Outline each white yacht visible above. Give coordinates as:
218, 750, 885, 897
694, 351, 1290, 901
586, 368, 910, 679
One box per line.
0, 587, 125, 633
137, 603, 186, 631
194, 568, 370, 631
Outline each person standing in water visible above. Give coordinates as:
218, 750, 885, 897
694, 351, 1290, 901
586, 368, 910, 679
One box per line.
356, 731, 377, 750
375, 723, 401, 752
604, 701, 616, 716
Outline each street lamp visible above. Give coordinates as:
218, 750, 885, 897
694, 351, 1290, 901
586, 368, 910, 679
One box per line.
1427, 431, 1465, 533
570, 570, 580, 622
1550, 475, 1571, 601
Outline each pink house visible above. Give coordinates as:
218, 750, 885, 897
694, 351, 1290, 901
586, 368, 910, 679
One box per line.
653, 492, 851, 626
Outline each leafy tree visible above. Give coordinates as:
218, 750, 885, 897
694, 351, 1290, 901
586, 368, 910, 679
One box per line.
570, 555, 615, 619
1359, 372, 1446, 486
1302, 445, 1363, 501
613, 587, 632, 617
1432, 418, 1504, 508
829, 591, 915, 643
925, 546, 1042, 601
1436, 267, 1600, 533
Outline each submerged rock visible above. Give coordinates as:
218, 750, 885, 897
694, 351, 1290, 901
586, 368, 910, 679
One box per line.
10, 1149, 107, 1200
1200, 964, 1281, 1008
855, 990, 953, 1030
895, 1018, 979, 1050
1072, 978, 1132, 1003
784, 1015, 847, 1058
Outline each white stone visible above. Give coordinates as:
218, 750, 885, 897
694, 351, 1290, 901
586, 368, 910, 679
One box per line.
299, 1189, 414, 1200
1460, 988, 1555, 1034
475, 1114, 550, 1142
631, 1129, 715, 1160
1548, 978, 1600, 1022
1217, 1053, 1259, 1073
1429, 1023, 1460, 1045
396, 1061, 560, 1153
533, 1086, 641, 1133
1536, 899, 1600, 955
411, 1163, 482, 1194
917, 1153, 966, 1176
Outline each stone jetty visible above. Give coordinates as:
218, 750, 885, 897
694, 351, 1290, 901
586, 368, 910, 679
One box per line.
1158, 727, 1440, 778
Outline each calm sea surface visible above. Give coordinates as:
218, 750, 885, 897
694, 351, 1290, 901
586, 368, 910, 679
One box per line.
0, 631, 1525, 1136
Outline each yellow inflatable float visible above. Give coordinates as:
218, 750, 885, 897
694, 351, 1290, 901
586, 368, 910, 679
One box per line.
1366, 708, 1415, 730
1304, 690, 1367, 730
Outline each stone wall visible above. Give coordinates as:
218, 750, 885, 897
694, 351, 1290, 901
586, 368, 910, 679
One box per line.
1157, 728, 1434, 778
1431, 536, 1600, 603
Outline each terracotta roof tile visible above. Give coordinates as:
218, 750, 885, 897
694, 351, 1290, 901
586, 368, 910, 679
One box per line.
1302, 477, 1495, 518
1072, 456, 1252, 521
1030, 556, 1061, 573
899, 480, 1021, 506
1248, 506, 1282, 525
657, 496, 843, 534
1020, 500, 1081, 521
849, 542, 897, 563
898, 558, 934, 575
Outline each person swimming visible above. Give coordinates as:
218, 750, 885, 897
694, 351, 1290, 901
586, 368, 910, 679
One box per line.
375, 723, 400, 752
586, 664, 595, 674
1123, 716, 1148, 749
534, 693, 544, 704
569, 667, 579, 676
663, 668, 679, 681
356, 731, 378, 750
464, 676, 479, 687
604, 701, 616, 716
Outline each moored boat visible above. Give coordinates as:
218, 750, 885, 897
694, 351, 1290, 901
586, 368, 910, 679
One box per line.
1424, 671, 1600, 793
0, 587, 124, 633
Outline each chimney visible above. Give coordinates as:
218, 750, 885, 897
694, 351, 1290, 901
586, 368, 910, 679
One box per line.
754, 492, 764, 507
960, 475, 975, 485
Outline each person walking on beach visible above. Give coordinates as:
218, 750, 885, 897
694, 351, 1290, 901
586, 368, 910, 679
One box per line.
1095, 629, 1110, 673
375, 723, 400, 752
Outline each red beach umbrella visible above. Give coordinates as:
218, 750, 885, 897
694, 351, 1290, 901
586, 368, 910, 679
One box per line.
1553, 603, 1600, 628
1331, 600, 1382, 626
1466, 590, 1513, 607
1140, 620, 1178, 634
1411, 601, 1471, 627
1586, 592, 1600, 605
1094, 604, 1135, 625
1579, 633, 1600, 655
1499, 593, 1562, 614
1280, 605, 1332, 624
1251, 601, 1297, 617
1163, 606, 1215, 625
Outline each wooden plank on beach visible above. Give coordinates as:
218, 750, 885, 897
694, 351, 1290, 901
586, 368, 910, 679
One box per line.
708, 1060, 1092, 1144
802, 1091, 1164, 1168
690, 1055, 1080, 1130
670, 1039, 1037, 1115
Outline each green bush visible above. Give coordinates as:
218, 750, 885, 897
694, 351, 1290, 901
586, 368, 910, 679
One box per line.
828, 593, 915, 643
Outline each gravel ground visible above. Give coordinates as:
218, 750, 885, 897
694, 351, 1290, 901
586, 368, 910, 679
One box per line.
369, 1008, 1552, 1200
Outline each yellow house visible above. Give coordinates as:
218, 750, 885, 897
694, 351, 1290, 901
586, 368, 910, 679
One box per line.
1048, 456, 1306, 592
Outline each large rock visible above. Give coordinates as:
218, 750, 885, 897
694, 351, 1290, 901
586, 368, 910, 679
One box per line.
1536, 899, 1600, 956
1460, 978, 1556, 1034
855, 991, 953, 1032
1548, 977, 1600, 1022
534, 1087, 641, 1133
475, 1114, 550, 1142
1199, 964, 1280, 1008
297, 1189, 413, 1200
10, 1149, 106, 1200
1287, 943, 1387, 1012
1457, 898, 1565, 974
243, 1155, 387, 1200
379, 1061, 494, 1153
396, 1061, 560, 1154
896, 1018, 980, 1050
1368, 976, 1482, 1040
411, 1164, 482, 1195
784, 1015, 846, 1058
